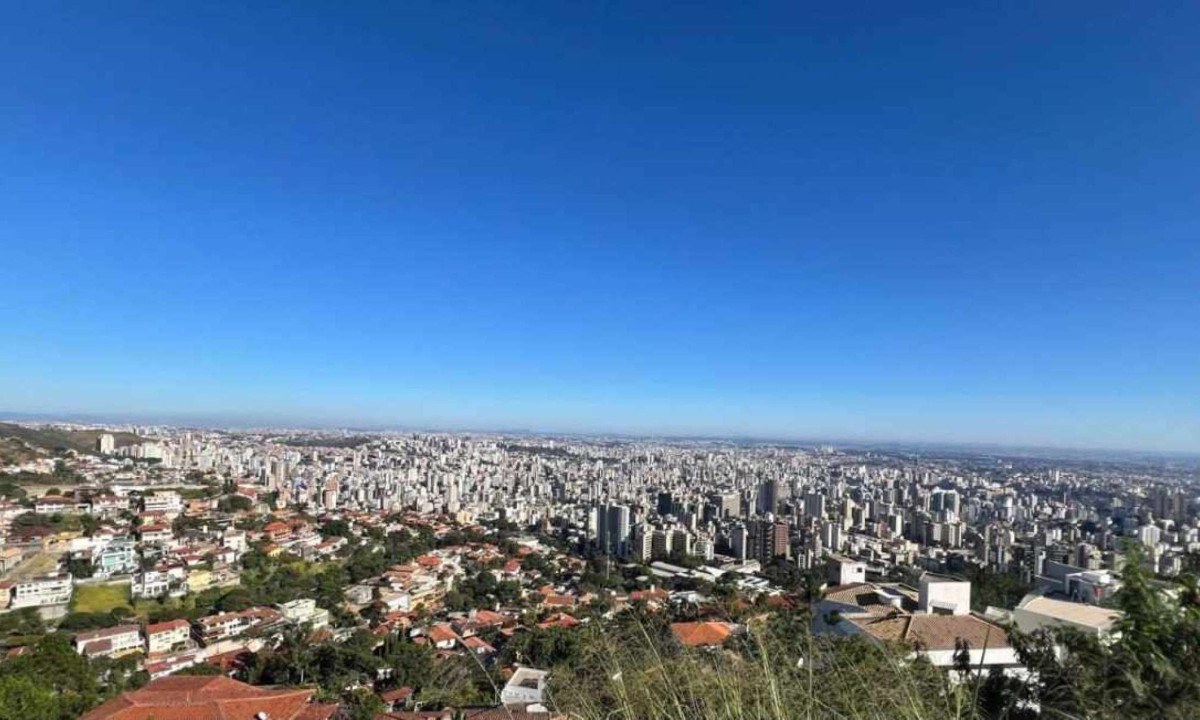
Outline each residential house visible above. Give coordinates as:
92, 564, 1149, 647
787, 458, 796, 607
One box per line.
92, 538, 138, 576
138, 524, 173, 545
670, 621, 739, 648
80, 676, 337, 720
500, 667, 550, 708
146, 618, 194, 655
35, 495, 79, 515
75, 624, 143, 659
193, 607, 284, 646
277, 597, 331, 629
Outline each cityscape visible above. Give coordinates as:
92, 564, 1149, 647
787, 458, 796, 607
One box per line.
0, 420, 1196, 718
3, 2, 1199, 719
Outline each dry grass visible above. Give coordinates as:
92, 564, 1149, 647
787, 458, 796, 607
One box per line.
549, 613, 975, 720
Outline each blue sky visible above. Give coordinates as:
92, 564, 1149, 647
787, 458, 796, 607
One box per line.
1, 2, 1197, 451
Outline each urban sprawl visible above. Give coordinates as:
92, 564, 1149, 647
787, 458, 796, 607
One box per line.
0, 423, 1197, 719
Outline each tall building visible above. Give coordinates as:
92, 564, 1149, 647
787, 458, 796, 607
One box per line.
1152, 487, 1185, 523
756, 480, 778, 515
630, 524, 654, 561
651, 528, 672, 559
729, 523, 748, 561
748, 519, 790, 562
595, 503, 631, 557
97, 433, 115, 455
709, 492, 741, 519
804, 492, 826, 520
656, 492, 675, 517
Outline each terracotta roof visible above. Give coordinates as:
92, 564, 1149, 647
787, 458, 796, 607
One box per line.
80, 676, 336, 720
536, 613, 579, 630
427, 623, 457, 644
821, 583, 919, 615
670, 621, 737, 648
379, 686, 414, 703
463, 635, 495, 653
847, 613, 1010, 651
147, 619, 191, 634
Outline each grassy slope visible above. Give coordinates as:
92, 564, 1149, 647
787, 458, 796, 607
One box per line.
72, 583, 133, 614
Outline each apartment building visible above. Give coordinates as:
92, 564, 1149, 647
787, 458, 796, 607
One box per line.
11, 573, 73, 608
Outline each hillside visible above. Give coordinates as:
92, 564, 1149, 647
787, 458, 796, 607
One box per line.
0, 423, 145, 457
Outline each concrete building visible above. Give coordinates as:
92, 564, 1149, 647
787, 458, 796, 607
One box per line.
11, 573, 73, 608
1011, 594, 1123, 639
500, 666, 550, 708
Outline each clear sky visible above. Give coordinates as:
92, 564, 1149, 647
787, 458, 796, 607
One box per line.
1, 2, 1197, 452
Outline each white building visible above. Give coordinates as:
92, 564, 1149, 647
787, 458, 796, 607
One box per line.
11, 573, 73, 608
146, 619, 194, 654
132, 570, 183, 600
918, 573, 971, 615
97, 433, 116, 455
75, 624, 143, 658
500, 666, 550, 708
142, 491, 183, 516
1011, 594, 1123, 639
277, 597, 330, 629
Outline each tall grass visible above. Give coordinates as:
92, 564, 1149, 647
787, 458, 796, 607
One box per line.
548, 613, 978, 720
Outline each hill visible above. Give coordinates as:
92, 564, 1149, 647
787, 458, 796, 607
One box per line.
0, 423, 145, 457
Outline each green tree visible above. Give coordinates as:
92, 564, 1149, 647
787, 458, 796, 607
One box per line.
0, 676, 59, 720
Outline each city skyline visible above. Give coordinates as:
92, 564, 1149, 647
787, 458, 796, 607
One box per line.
3, 3, 1198, 453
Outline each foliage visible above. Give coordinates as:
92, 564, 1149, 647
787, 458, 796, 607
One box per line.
58, 611, 126, 632
11, 511, 80, 533
986, 544, 1200, 720
443, 569, 522, 611
0, 634, 103, 719
0, 676, 59, 720
217, 495, 254, 513
500, 626, 582, 668
66, 556, 95, 578
0, 609, 44, 640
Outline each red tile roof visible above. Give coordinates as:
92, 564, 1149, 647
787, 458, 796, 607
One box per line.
670, 621, 737, 648
147, 619, 191, 635
80, 675, 336, 720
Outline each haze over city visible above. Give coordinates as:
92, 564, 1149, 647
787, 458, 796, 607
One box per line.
2, 2, 1197, 453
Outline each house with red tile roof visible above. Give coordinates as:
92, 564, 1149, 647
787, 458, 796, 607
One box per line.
670, 621, 738, 648
426, 622, 457, 649
80, 675, 338, 719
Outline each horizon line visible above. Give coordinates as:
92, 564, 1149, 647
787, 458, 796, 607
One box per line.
3, 408, 1198, 462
